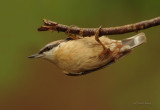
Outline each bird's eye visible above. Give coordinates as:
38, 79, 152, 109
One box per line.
39, 45, 55, 54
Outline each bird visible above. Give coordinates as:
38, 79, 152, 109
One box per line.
28, 30, 146, 76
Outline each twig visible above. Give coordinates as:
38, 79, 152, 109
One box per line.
38, 16, 160, 37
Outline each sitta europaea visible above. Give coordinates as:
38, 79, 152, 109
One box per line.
28, 32, 146, 76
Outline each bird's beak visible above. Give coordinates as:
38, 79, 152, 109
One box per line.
28, 54, 43, 58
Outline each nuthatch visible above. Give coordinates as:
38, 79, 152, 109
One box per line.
28, 29, 146, 76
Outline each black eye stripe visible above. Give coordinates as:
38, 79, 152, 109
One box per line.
39, 44, 58, 54
38, 39, 70, 54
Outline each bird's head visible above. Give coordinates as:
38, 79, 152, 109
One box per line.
28, 39, 67, 61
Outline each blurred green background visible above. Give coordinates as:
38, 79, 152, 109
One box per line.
0, 0, 160, 110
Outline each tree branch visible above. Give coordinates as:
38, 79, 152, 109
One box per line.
38, 16, 160, 37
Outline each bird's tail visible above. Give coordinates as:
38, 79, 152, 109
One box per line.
122, 33, 146, 49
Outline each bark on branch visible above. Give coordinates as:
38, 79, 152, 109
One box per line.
38, 16, 160, 37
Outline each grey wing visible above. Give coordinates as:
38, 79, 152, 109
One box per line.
122, 33, 146, 49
